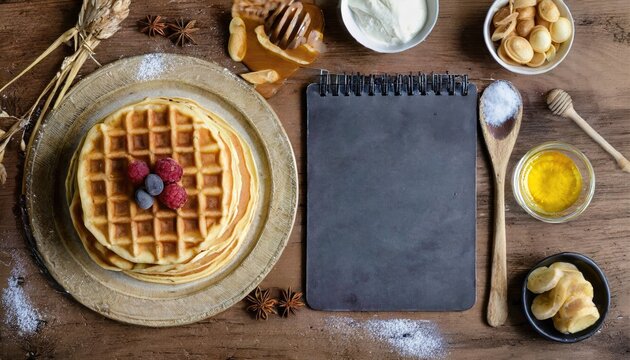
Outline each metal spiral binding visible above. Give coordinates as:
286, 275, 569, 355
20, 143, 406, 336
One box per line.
319, 70, 470, 96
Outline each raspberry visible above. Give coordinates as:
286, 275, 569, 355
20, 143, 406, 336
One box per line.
128, 160, 150, 185
155, 157, 183, 183
159, 183, 188, 209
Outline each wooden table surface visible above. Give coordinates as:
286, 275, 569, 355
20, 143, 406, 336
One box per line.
1, 0, 628, 358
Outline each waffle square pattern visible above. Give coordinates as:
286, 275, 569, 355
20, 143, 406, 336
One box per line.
76, 99, 241, 265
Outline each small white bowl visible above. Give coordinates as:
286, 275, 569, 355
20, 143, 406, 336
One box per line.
483, 0, 574, 75
340, 0, 439, 53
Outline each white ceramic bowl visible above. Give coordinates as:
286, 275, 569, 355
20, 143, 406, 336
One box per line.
483, 0, 574, 75
340, 0, 439, 53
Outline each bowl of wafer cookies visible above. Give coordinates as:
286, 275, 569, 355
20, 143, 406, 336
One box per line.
484, 0, 574, 75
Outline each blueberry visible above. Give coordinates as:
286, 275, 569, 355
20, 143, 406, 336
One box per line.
135, 189, 154, 209
144, 174, 164, 196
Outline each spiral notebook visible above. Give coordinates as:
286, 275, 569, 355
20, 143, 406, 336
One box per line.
306, 73, 477, 311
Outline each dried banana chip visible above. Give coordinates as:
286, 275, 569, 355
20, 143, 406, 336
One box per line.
254, 25, 317, 65
496, 11, 520, 27
531, 272, 582, 320
228, 17, 247, 62
553, 296, 600, 334
550, 262, 579, 272
527, 266, 563, 293
493, 6, 512, 27
491, 18, 517, 42
241, 69, 280, 84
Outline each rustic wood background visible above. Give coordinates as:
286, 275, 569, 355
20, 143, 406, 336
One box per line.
1, 0, 628, 358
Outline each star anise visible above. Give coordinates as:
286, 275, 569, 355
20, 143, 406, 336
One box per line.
139, 15, 167, 37
278, 287, 304, 317
246, 287, 277, 320
168, 18, 199, 46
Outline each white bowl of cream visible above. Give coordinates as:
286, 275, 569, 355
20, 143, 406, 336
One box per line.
340, 0, 439, 53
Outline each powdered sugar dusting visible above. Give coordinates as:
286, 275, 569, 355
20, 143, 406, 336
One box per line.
326, 317, 447, 359
136, 53, 171, 81
2, 252, 42, 336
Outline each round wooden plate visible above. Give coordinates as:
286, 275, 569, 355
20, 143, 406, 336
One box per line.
22, 54, 298, 326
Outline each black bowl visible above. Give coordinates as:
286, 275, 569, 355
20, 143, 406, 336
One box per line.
521, 252, 610, 343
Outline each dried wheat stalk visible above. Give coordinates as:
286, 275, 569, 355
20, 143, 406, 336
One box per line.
0, 0, 130, 184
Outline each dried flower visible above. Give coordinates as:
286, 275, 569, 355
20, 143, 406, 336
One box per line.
168, 18, 199, 46
278, 287, 304, 317
139, 15, 167, 37
245, 287, 277, 320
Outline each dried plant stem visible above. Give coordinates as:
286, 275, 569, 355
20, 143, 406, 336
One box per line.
0, 0, 130, 171
0, 0, 131, 184
55, 39, 99, 108
0, 72, 57, 150
26, 40, 100, 150
0, 0, 131, 137
0, 116, 27, 154
0, 27, 78, 94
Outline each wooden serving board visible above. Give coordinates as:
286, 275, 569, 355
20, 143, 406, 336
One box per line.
21, 54, 298, 327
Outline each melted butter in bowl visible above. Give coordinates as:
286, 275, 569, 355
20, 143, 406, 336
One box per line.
512, 142, 595, 223
340, 0, 439, 53
522, 151, 583, 213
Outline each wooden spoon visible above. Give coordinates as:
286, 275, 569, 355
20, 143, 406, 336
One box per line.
479, 80, 523, 327
547, 89, 630, 173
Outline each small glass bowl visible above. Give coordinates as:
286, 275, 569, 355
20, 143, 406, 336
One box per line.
512, 142, 595, 223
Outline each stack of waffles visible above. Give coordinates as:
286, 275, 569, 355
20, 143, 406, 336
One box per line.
66, 98, 259, 284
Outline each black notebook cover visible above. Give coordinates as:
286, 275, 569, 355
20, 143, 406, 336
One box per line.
306, 78, 477, 311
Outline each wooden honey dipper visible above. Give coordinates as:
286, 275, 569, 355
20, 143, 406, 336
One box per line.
547, 89, 630, 173
265, 0, 311, 50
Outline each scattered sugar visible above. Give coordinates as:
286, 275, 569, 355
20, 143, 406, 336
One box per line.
1, 252, 42, 336
326, 317, 447, 359
481, 80, 521, 127
136, 53, 170, 81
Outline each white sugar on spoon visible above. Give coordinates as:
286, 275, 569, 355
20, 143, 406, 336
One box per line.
481, 80, 522, 127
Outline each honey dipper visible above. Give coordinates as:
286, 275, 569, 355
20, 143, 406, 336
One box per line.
547, 89, 630, 173
265, 0, 311, 50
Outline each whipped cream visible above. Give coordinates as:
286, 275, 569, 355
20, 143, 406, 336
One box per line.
348, 0, 428, 45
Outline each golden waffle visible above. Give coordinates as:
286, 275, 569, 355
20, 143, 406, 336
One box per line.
76, 99, 239, 265
126, 111, 259, 283
68, 121, 242, 271
69, 128, 257, 283
68, 98, 259, 284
